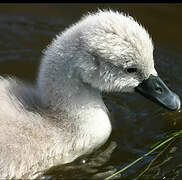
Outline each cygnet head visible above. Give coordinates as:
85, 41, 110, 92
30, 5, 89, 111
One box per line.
38, 10, 180, 111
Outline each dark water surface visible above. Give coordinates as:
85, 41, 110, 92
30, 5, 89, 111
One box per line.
0, 4, 182, 180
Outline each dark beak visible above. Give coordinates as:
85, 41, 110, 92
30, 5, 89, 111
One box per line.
135, 75, 181, 111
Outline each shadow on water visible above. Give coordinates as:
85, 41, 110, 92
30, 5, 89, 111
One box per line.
0, 4, 182, 180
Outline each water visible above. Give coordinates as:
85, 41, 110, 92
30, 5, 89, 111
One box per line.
0, 4, 182, 180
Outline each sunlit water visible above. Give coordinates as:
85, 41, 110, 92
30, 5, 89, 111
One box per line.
0, 4, 182, 180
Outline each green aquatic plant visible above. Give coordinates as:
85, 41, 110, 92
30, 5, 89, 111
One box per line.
104, 130, 182, 180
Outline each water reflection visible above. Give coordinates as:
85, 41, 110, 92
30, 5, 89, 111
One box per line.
0, 4, 182, 180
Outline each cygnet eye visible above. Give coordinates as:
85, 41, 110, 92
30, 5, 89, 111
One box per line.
126, 67, 137, 73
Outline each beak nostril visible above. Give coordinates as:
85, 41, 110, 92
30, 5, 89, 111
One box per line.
155, 86, 163, 94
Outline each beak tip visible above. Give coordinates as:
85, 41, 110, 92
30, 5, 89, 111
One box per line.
168, 94, 181, 111
175, 96, 181, 111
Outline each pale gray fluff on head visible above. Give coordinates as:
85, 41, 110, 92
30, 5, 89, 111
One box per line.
37, 9, 157, 109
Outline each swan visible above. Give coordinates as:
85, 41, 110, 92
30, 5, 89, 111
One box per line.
0, 10, 180, 179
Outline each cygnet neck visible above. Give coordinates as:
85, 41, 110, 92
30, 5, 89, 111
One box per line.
56, 72, 106, 116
